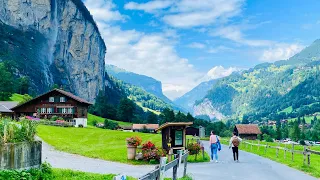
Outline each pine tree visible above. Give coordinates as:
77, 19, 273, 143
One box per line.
276, 119, 282, 140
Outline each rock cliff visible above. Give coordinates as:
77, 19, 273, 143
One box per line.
0, 0, 106, 102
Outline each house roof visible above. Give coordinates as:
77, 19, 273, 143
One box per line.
0, 101, 19, 113
11, 89, 92, 110
132, 124, 159, 130
235, 124, 262, 135
157, 122, 193, 131
119, 125, 133, 130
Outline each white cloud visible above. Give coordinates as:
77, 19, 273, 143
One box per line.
259, 43, 305, 62
317, 20, 320, 24
188, 42, 206, 49
202, 66, 241, 81
85, 0, 125, 22
125, 0, 244, 28
86, 0, 203, 100
124, 0, 174, 13
210, 26, 273, 47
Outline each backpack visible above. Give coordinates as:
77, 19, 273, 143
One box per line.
232, 137, 240, 147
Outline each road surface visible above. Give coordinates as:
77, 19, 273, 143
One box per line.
40, 138, 317, 180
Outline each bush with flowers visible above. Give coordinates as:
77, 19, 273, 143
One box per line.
126, 136, 142, 147
187, 142, 201, 160
141, 141, 166, 162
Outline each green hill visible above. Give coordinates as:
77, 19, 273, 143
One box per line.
194, 39, 320, 121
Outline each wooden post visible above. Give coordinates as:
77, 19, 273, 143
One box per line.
172, 155, 178, 180
307, 152, 310, 166
159, 157, 167, 180
276, 142, 279, 158
303, 146, 306, 165
284, 144, 287, 159
183, 153, 188, 177
291, 144, 294, 162
264, 144, 268, 155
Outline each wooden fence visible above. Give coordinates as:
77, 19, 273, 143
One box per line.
138, 150, 189, 180
242, 141, 320, 166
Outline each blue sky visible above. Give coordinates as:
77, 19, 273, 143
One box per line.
84, 0, 320, 99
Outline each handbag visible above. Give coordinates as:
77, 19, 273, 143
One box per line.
216, 135, 222, 151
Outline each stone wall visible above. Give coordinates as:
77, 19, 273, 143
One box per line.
0, 141, 42, 170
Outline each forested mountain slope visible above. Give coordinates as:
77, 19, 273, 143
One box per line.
194, 39, 320, 121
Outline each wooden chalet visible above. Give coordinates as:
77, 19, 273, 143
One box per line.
11, 89, 92, 120
132, 124, 159, 133
234, 124, 262, 140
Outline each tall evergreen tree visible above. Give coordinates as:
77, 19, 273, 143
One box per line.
276, 119, 282, 140
117, 98, 135, 122
147, 111, 158, 124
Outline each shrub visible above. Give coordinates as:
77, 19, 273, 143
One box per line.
92, 120, 98, 126
0, 118, 38, 143
0, 162, 52, 179
50, 116, 60, 121
263, 134, 274, 142
126, 136, 142, 147
187, 142, 201, 156
78, 124, 84, 128
141, 141, 166, 162
103, 119, 118, 130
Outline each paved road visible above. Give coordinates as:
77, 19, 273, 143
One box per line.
40, 138, 318, 180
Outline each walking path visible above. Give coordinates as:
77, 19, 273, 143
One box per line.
40, 138, 317, 180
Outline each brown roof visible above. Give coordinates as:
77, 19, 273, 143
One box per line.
11, 89, 92, 110
235, 124, 262, 135
157, 122, 193, 131
132, 124, 159, 130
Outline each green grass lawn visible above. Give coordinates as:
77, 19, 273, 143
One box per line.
87, 113, 133, 126
37, 125, 160, 165
53, 169, 136, 180
220, 139, 320, 178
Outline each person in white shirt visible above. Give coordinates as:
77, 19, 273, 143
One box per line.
229, 132, 242, 162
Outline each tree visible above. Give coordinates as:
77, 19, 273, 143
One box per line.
186, 113, 194, 123
175, 111, 186, 122
302, 116, 306, 125
276, 119, 282, 140
242, 115, 249, 124
0, 63, 14, 100
290, 121, 301, 141
297, 116, 301, 124
159, 108, 175, 124
117, 98, 135, 122
282, 123, 289, 139
16, 76, 29, 94
18, 94, 33, 105
147, 111, 158, 124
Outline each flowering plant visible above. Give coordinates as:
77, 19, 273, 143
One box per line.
187, 142, 201, 155
141, 141, 166, 161
126, 136, 142, 147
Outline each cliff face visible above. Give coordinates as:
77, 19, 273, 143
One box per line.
0, 0, 106, 102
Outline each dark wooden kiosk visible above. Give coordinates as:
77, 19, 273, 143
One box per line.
157, 122, 193, 154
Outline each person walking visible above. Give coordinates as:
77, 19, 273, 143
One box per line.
210, 131, 220, 163
229, 132, 242, 162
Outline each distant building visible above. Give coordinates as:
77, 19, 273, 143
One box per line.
132, 124, 159, 133
11, 89, 92, 127
0, 101, 19, 118
234, 124, 262, 140
186, 126, 199, 136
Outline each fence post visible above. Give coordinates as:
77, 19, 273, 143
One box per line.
173, 155, 178, 180
264, 144, 268, 155
276, 142, 279, 158
303, 146, 306, 165
284, 144, 287, 159
307, 151, 310, 167
159, 157, 167, 180
183, 153, 188, 177
291, 144, 294, 162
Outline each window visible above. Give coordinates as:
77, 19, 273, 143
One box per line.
60, 97, 66, 102
175, 130, 183, 146
47, 108, 53, 114
49, 97, 54, 102
41, 108, 46, 114
62, 108, 67, 114
68, 108, 73, 114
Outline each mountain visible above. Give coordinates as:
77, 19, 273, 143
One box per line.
194, 39, 320, 120
0, 0, 106, 102
174, 79, 216, 113
106, 64, 184, 111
